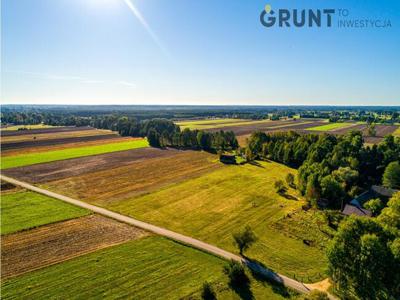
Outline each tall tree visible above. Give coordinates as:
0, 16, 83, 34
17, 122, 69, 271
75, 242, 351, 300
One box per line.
383, 161, 400, 189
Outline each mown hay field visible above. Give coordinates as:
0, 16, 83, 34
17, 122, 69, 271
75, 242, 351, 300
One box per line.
1, 236, 297, 300
43, 156, 327, 280
1, 138, 149, 169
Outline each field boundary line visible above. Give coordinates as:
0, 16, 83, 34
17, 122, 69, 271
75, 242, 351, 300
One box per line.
1, 174, 332, 296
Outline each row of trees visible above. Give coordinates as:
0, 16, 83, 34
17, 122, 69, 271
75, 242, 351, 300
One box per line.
246, 131, 400, 208
147, 128, 238, 151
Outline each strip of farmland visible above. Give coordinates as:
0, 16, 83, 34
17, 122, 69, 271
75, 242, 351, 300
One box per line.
1, 214, 148, 279
1, 137, 135, 157
1, 139, 149, 169
1, 129, 114, 144
1, 190, 90, 235
1, 126, 95, 136
209, 120, 325, 136
1, 134, 121, 150
3, 148, 182, 183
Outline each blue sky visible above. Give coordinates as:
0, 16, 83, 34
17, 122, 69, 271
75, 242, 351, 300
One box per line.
2, 0, 399, 105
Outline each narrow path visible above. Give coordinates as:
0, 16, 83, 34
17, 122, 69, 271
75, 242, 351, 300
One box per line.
1, 174, 315, 295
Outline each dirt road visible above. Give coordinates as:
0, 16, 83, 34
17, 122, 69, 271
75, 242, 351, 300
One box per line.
1, 174, 323, 295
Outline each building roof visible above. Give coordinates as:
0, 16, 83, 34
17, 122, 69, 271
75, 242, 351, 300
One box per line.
342, 204, 372, 217
371, 185, 398, 198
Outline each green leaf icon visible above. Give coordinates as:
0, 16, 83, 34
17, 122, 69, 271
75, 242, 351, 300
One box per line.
265, 4, 272, 13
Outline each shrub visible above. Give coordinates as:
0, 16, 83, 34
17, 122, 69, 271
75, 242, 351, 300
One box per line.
285, 173, 295, 188
274, 180, 287, 194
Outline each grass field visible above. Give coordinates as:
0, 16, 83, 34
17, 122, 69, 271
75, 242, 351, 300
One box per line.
176, 118, 273, 130
1, 190, 90, 235
105, 161, 328, 280
1, 124, 58, 131
1, 236, 297, 299
1, 139, 149, 169
306, 123, 355, 131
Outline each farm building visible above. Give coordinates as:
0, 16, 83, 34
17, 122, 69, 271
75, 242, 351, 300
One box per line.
342, 204, 372, 218
350, 185, 398, 208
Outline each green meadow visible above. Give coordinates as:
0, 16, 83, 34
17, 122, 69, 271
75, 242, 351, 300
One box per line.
1, 236, 297, 299
1, 190, 90, 235
109, 161, 328, 280
1, 139, 149, 169
306, 123, 354, 131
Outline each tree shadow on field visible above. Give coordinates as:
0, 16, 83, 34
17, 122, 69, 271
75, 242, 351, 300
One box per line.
249, 161, 265, 168
228, 277, 254, 300
243, 257, 293, 298
281, 193, 298, 201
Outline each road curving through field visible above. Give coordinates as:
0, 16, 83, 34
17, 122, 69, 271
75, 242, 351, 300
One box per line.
1, 174, 336, 298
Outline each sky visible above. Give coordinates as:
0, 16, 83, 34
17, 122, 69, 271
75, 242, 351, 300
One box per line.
1, 0, 400, 106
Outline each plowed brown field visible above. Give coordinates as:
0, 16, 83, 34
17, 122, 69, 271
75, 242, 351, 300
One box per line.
1, 214, 148, 279
3, 148, 182, 183
1, 134, 121, 150
207, 119, 324, 135
1, 126, 95, 137
43, 150, 222, 205
1, 129, 115, 144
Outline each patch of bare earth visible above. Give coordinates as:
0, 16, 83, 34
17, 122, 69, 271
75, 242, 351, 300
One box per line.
1, 214, 148, 279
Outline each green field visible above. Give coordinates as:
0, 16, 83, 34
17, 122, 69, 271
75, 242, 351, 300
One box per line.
1, 124, 58, 131
1, 139, 149, 169
1, 236, 297, 299
306, 123, 354, 131
1, 190, 90, 235
176, 118, 272, 130
108, 161, 328, 280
